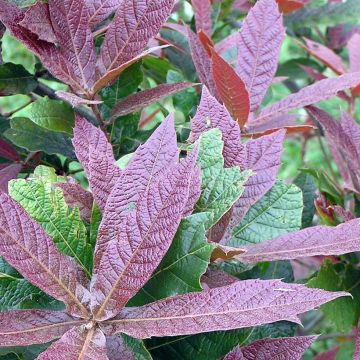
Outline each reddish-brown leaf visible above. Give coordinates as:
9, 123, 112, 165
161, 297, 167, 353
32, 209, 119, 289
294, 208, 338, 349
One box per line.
277, 0, 304, 14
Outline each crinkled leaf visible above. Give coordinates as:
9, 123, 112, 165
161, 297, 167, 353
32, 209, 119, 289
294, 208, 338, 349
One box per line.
72, 116, 122, 211
0, 192, 89, 317
192, 0, 212, 37
195, 129, 252, 228
12, 98, 75, 134
102, 279, 348, 338
223, 346, 244, 360
0, 164, 22, 194
0, 310, 83, 347
93, 115, 179, 267
255, 73, 360, 124
237, 218, 360, 264
37, 327, 108, 360
9, 178, 93, 277
49, 0, 97, 90
0, 63, 37, 95
211, 49, 250, 128
98, 0, 174, 75
91, 150, 197, 320
228, 181, 303, 247
55, 91, 103, 108
236, 0, 285, 112
86, 0, 123, 27
129, 212, 214, 306
4, 117, 75, 158
110, 83, 194, 119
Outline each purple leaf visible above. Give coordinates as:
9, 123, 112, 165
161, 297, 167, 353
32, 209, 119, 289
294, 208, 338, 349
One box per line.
355, 319, 360, 360
189, 86, 243, 168
236, 0, 285, 112
0, 310, 83, 347
93, 115, 179, 269
255, 73, 360, 124
348, 33, 360, 73
110, 82, 195, 119
97, 0, 174, 76
72, 116, 122, 211
225, 336, 317, 360
0, 139, 20, 162
56, 91, 103, 107
187, 27, 217, 97
102, 279, 348, 338
55, 182, 94, 223
236, 218, 360, 264
49, 0, 97, 90
0, 192, 89, 317
19, 2, 58, 43
37, 327, 108, 360
106, 336, 137, 360
314, 347, 339, 360
86, 0, 123, 27
91, 149, 197, 321
201, 268, 238, 290
211, 49, 250, 128
215, 32, 238, 56
0, 163, 22, 193
220, 130, 285, 244
192, 0, 212, 38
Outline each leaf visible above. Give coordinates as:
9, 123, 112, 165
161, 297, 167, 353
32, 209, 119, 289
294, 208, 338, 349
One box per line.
236, 217, 360, 264
54, 183, 94, 223
192, 0, 212, 37
189, 86, 243, 168
255, 73, 360, 124
97, 0, 174, 75
307, 260, 359, 332
86, 0, 123, 27
129, 213, 214, 306
0, 164, 22, 194
228, 181, 303, 248
300, 38, 345, 75
220, 130, 286, 245
37, 327, 108, 360
91, 149, 198, 321
0, 139, 19, 162
355, 320, 360, 360
187, 27, 217, 96
49, 0, 97, 90
110, 83, 195, 119
236, 0, 285, 112
19, 2, 57, 43
12, 98, 75, 134
0, 310, 83, 347
211, 49, 250, 128
4, 117, 75, 158
9, 178, 93, 277
277, 0, 304, 14
0, 63, 37, 95
0, 192, 89, 317
72, 116, 122, 211
225, 336, 317, 360
93, 115, 179, 268
195, 129, 252, 228
349, 33, 360, 73
102, 279, 348, 338
55, 91, 103, 108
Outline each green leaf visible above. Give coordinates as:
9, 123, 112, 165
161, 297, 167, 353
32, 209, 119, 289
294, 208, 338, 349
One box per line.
89, 203, 102, 248
4, 117, 75, 158
229, 181, 303, 247
128, 213, 214, 306
12, 98, 75, 134
8, 175, 93, 277
307, 260, 359, 332
122, 335, 153, 360
294, 172, 316, 228
0, 63, 37, 95
195, 129, 252, 228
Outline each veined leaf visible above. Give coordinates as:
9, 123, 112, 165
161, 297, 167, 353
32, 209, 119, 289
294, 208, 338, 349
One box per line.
195, 129, 252, 228
98, 0, 174, 75
349, 33, 360, 73
192, 0, 212, 37
0, 63, 37, 95
0, 164, 22, 194
129, 213, 214, 306
0, 310, 84, 347
102, 279, 348, 338
72, 116, 122, 211
236, 0, 285, 112
91, 149, 198, 320
86, 0, 123, 27
55, 91, 103, 108
211, 49, 250, 128
0, 139, 19, 162
0, 192, 89, 317
49, 0, 97, 90
228, 181, 303, 247
37, 327, 108, 360
9, 177, 93, 277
